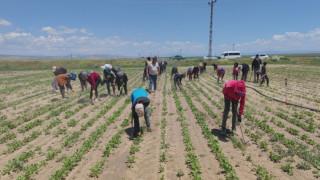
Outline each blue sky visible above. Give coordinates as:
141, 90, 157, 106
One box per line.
0, 0, 320, 57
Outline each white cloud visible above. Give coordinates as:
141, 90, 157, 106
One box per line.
79, 28, 93, 35
5, 32, 31, 38
1, 27, 319, 56
41, 26, 92, 35
0, 18, 11, 26
217, 28, 320, 54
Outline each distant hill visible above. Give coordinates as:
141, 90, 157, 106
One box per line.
0, 54, 127, 60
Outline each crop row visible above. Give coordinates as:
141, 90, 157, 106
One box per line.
89, 114, 131, 177
49, 78, 145, 180
0, 72, 143, 179
172, 82, 202, 179
159, 72, 168, 180
181, 82, 238, 179
0, 70, 139, 141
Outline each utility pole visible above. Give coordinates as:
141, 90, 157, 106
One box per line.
208, 0, 217, 61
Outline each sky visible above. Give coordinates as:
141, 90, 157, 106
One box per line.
0, 0, 320, 57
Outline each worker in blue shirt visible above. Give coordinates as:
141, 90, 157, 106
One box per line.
131, 88, 151, 137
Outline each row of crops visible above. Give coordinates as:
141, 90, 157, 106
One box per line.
0, 64, 319, 179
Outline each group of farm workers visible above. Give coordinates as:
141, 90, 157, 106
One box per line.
51, 63, 150, 137
51, 64, 127, 105
170, 54, 270, 136
51, 54, 270, 138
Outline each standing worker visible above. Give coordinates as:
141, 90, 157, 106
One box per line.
232, 62, 239, 80
143, 57, 150, 82
240, 63, 249, 82
131, 88, 151, 137
146, 56, 160, 92
86, 71, 103, 104
199, 62, 204, 74
220, 80, 246, 135
217, 67, 225, 83
55, 74, 76, 98
259, 62, 269, 86
252, 54, 262, 83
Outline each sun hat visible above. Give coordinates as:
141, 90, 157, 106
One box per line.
135, 103, 144, 117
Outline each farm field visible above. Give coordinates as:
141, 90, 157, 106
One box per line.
0, 64, 319, 180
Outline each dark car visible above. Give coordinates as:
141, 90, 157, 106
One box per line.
172, 55, 185, 60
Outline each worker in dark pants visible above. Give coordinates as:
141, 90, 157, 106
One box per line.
131, 88, 151, 137
240, 63, 249, 82
116, 71, 128, 95
217, 67, 225, 83
103, 67, 116, 95
193, 66, 200, 81
252, 54, 262, 83
171, 66, 178, 80
143, 57, 150, 82
212, 63, 218, 75
56, 74, 76, 98
259, 62, 269, 86
221, 80, 246, 136
86, 71, 103, 105
173, 73, 186, 90
78, 71, 88, 91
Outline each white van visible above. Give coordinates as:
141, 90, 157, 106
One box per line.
220, 51, 241, 59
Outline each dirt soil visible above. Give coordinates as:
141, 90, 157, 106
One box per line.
0, 66, 319, 180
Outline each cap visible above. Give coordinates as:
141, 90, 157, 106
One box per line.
135, 103, 144, 117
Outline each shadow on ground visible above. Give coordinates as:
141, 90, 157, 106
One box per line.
211, 128, 229, 142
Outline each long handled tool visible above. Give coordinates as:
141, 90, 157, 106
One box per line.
234, 102, 249, 145
239, 122, 249, 145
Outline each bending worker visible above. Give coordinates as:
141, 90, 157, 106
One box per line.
131, 88, 151, 137
55, 74, 76, 98
221, 80, 246, 136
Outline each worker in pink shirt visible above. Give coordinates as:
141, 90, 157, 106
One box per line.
220, 80, 246, 136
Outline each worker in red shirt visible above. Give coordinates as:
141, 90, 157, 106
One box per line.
85, 71, 103, 104
217, 67, 225, 83
221, 80, 246, 136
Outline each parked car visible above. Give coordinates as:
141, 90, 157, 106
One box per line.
251, 54, 269, 60
172, 55, 185, 60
